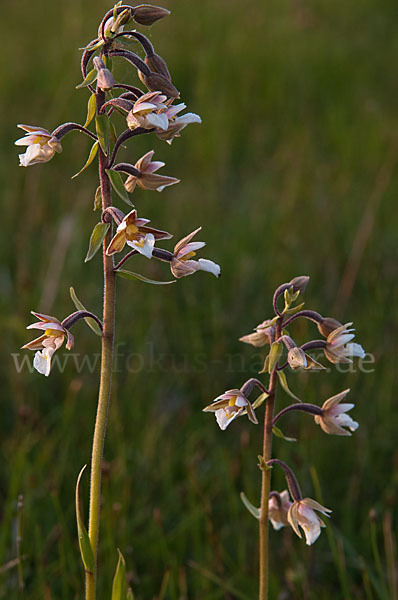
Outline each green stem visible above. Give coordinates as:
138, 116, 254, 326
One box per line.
259, 318, 282, 600
85, 90, 116, 600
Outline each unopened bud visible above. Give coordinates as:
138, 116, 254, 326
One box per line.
93, 57, 115, 91
145, 53, 171, 81
112, 8, 132, 31
287, 347, 307, 370
143, 72, 179, 97
133, 4, 171, 26
290, 275, 310, 295
317, 317, 342, 338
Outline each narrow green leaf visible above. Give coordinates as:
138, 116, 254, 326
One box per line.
84, 93, 97, 128
103, 55, 113, 70
69, 287, 102, 336
283, 302, 305, 315
109, 120, 118, 144
71, 141, 99, 179
93, 186, 102, 211
240, 492, 260, 520
79, 39, 105, 52
112, 550, 127, 600
105, 169, 132, 205
75, 466, 95, 573
127, 589, 134, 600
76, 68, 98, 89
268, 341, 283, 373
96, 114, 110, 154
277, 370, 302, 402
272, 425, 297, 443
85, 222, 110, 262
251, 392, 268, 410
117, 269, 176, 285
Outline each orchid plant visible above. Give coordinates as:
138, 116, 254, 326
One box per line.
204, 276, 365, 599
17, 4, 220, 599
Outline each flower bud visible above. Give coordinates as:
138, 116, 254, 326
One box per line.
290, 275, 310, 295
142, 72, 179, 97
93, 57, 115, 91
133, 4, 171, 26
317, 317, 342, 338
145, 53, 171, 81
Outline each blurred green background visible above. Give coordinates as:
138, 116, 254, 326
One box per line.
1, 0, 397, 598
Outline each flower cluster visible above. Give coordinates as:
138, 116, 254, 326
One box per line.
17, 4, 220, 376
204, 276, 366, 544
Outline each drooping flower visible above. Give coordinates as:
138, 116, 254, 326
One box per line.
22, 312, 73, 377
287, 347, 325, 370
239, 320, 276, 347
15, 125, 62, 167
324, 322, 365, 363
268, 490, 292, 530
126, 91, 169, 131
203, 389, 258, 430
156, 103, 202, 144
314, 389, 358, 436
170, 228, 220, 278
287, 498, 332, 545
124, 151, 179, 193
106, 209, 172, 259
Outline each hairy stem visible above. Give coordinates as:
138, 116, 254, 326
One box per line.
85, 89, 116, 600
259, 317, 282, 600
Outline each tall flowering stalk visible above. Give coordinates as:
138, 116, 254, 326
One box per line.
204, 276, 365, 599
17, 4, 219, 599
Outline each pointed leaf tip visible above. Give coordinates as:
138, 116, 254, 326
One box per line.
85, 222, 110, 262
75, 465, 95, 573
69, 287, 102, 336
112, 549, 127, 600
240, 492, 260, 519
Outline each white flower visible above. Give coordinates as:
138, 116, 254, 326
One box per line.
314, 389, 358, 436
203, 389, 257, 430
106, 209, 171, 258
170, 228, 220, 278
324, 322, 365, 363
126, 92, 169, 131
287, 347, 325, 370
15, 125, 62, 167
288, 498, 332, 545
22, 312, 73, 376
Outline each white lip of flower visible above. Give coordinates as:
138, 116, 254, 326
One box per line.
268, 490, 292, 530
170, 227, 220, 278
106, 209, 172, 258
203, 389, 258, 430
324, 322, 366, 363
314, 388, 358, 436
156, 107, 202, 144
22, 311, 73, 376
287, 498, 332, 545
239, 320, 275, 347
124, 150, 180, 193
15, 124, 62, 167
